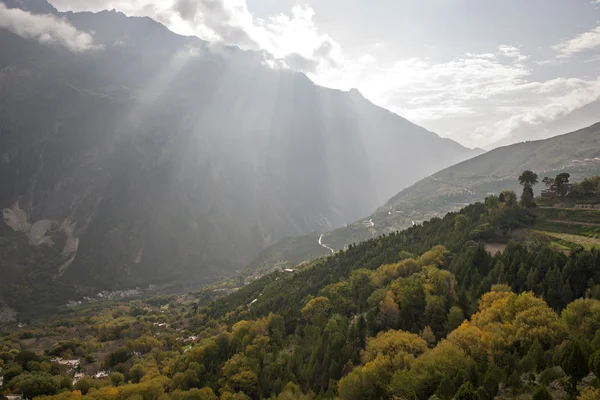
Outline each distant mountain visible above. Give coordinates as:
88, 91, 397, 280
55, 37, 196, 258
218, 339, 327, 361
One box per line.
485, 99, 600, 150
0, 0, 479, 312
250, 122, 600, 270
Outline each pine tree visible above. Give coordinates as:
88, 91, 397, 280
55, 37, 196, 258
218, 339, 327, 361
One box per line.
561, 341, 589, 396
436, 376, 455, 400
528, 339, 546, 372
455, 382, 477, 400
532, 386, 553, 400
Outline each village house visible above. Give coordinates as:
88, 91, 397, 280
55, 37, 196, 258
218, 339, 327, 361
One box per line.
50, 357, 81, 373
541, 183, 574, 199
73, 372, 86, 385
94, 370, 109, 379
177, 335, 198, 344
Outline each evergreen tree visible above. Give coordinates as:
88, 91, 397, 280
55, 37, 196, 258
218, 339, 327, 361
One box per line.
436, 376, 455, 400
589, 350, 600, 379
561, 341, 589, 396
532, 386, 553, 400
455, 382, 477, 400
528, 339, 546, 372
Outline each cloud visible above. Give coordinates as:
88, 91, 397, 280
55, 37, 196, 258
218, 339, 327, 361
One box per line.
171, 0, 258, 47
0, 2, 99, 52
472, 78, 600, 145
49, 1, 340, 71
283, 52, 318, 72
307, 42, 599, 147
553, 25, 600, 58
497, 45, 528, 61
46, 0, 600, 148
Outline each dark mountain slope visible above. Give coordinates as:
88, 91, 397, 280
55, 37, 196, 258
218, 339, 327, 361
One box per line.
0, 1, 478, 311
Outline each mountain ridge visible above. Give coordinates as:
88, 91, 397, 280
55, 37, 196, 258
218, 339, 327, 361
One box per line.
249, 121, 600, 271
0, 0, 479, 312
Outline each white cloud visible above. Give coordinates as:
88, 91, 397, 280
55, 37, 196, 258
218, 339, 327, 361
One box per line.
49, 0, 342, 72
553, 25, 600, 58
497, 45, 528, 61
0, 2, 100, 52
472, 78, 600, 145
46, 0, 600, 148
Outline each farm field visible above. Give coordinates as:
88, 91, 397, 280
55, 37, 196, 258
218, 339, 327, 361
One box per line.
534, 230, 600, 250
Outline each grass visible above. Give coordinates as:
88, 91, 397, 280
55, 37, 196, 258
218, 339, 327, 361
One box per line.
536, 207, 600, 224
534, 230, 600, 250
534, 220, 600, 238
549, 241, 572, 251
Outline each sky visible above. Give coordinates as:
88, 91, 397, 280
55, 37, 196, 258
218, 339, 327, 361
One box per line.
9, 0, 600, 148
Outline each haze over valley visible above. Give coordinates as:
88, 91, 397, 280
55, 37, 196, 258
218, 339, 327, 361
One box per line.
2, 2, 600, 400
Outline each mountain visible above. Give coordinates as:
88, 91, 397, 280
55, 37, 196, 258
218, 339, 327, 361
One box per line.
0, 0, 479, 312
250, 122, 600, 270
3, 194, 600, 400
485, 98, 600, 150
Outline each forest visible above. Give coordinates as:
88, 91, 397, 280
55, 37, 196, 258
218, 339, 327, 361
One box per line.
1, 174, 600, 400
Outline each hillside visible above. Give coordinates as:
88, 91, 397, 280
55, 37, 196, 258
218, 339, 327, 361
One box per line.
2, 192, 600, 400
0, 1, 479, 312
250, 122, 600, 271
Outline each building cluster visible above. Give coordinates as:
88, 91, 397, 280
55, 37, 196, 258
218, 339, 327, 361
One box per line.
541, 183, 574, 199
65, 285, 156, 307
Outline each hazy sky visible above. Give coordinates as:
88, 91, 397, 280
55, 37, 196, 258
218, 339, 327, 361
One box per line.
45, 0, 600, 148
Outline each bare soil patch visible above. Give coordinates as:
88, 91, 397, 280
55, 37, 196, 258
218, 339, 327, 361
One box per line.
484, 243, 507, 255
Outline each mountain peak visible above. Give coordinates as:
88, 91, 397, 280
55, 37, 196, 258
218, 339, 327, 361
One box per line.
348, 88, 364, 98
1, 0, 58, 14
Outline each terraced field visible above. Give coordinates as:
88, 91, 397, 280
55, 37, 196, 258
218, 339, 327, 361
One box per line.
534, 230, 600, 250
533, 207, 600, 250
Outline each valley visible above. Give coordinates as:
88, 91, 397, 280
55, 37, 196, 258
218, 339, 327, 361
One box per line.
249, 122, 600, 272
0, 0, 481, 313
1, 178, 600, 400
1, 1, 600, 400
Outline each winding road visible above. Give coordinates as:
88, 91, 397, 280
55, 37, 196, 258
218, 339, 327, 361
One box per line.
318, 234, 335, 254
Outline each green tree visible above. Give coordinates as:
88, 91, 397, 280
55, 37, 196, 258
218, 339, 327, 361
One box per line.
3, 365, 23, 383
482, 364, 502, 398
110, 371, 125, 386
475, 387, 489, 400
350, 269, 376, 310
542, 177, 555, 188
436, 376, 455, 400
10, 373, 60, 399
555, 173, 571, 196
129, 363, 146, 383
532, 386, 553, 400
15, 350, 40, 368
521, 186, 536, 208
104, 347, 131, 368
455, 382, 477, 400
561, 341, 589, 395
507, 371, 521, 390
519, 170, 539, 188
519, 170, 539, 207
74, 377, 94, 395
589, 350, 600, 379
301, 297, 332, 326
447, 306, 465, 332
528, 339, 546, 372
